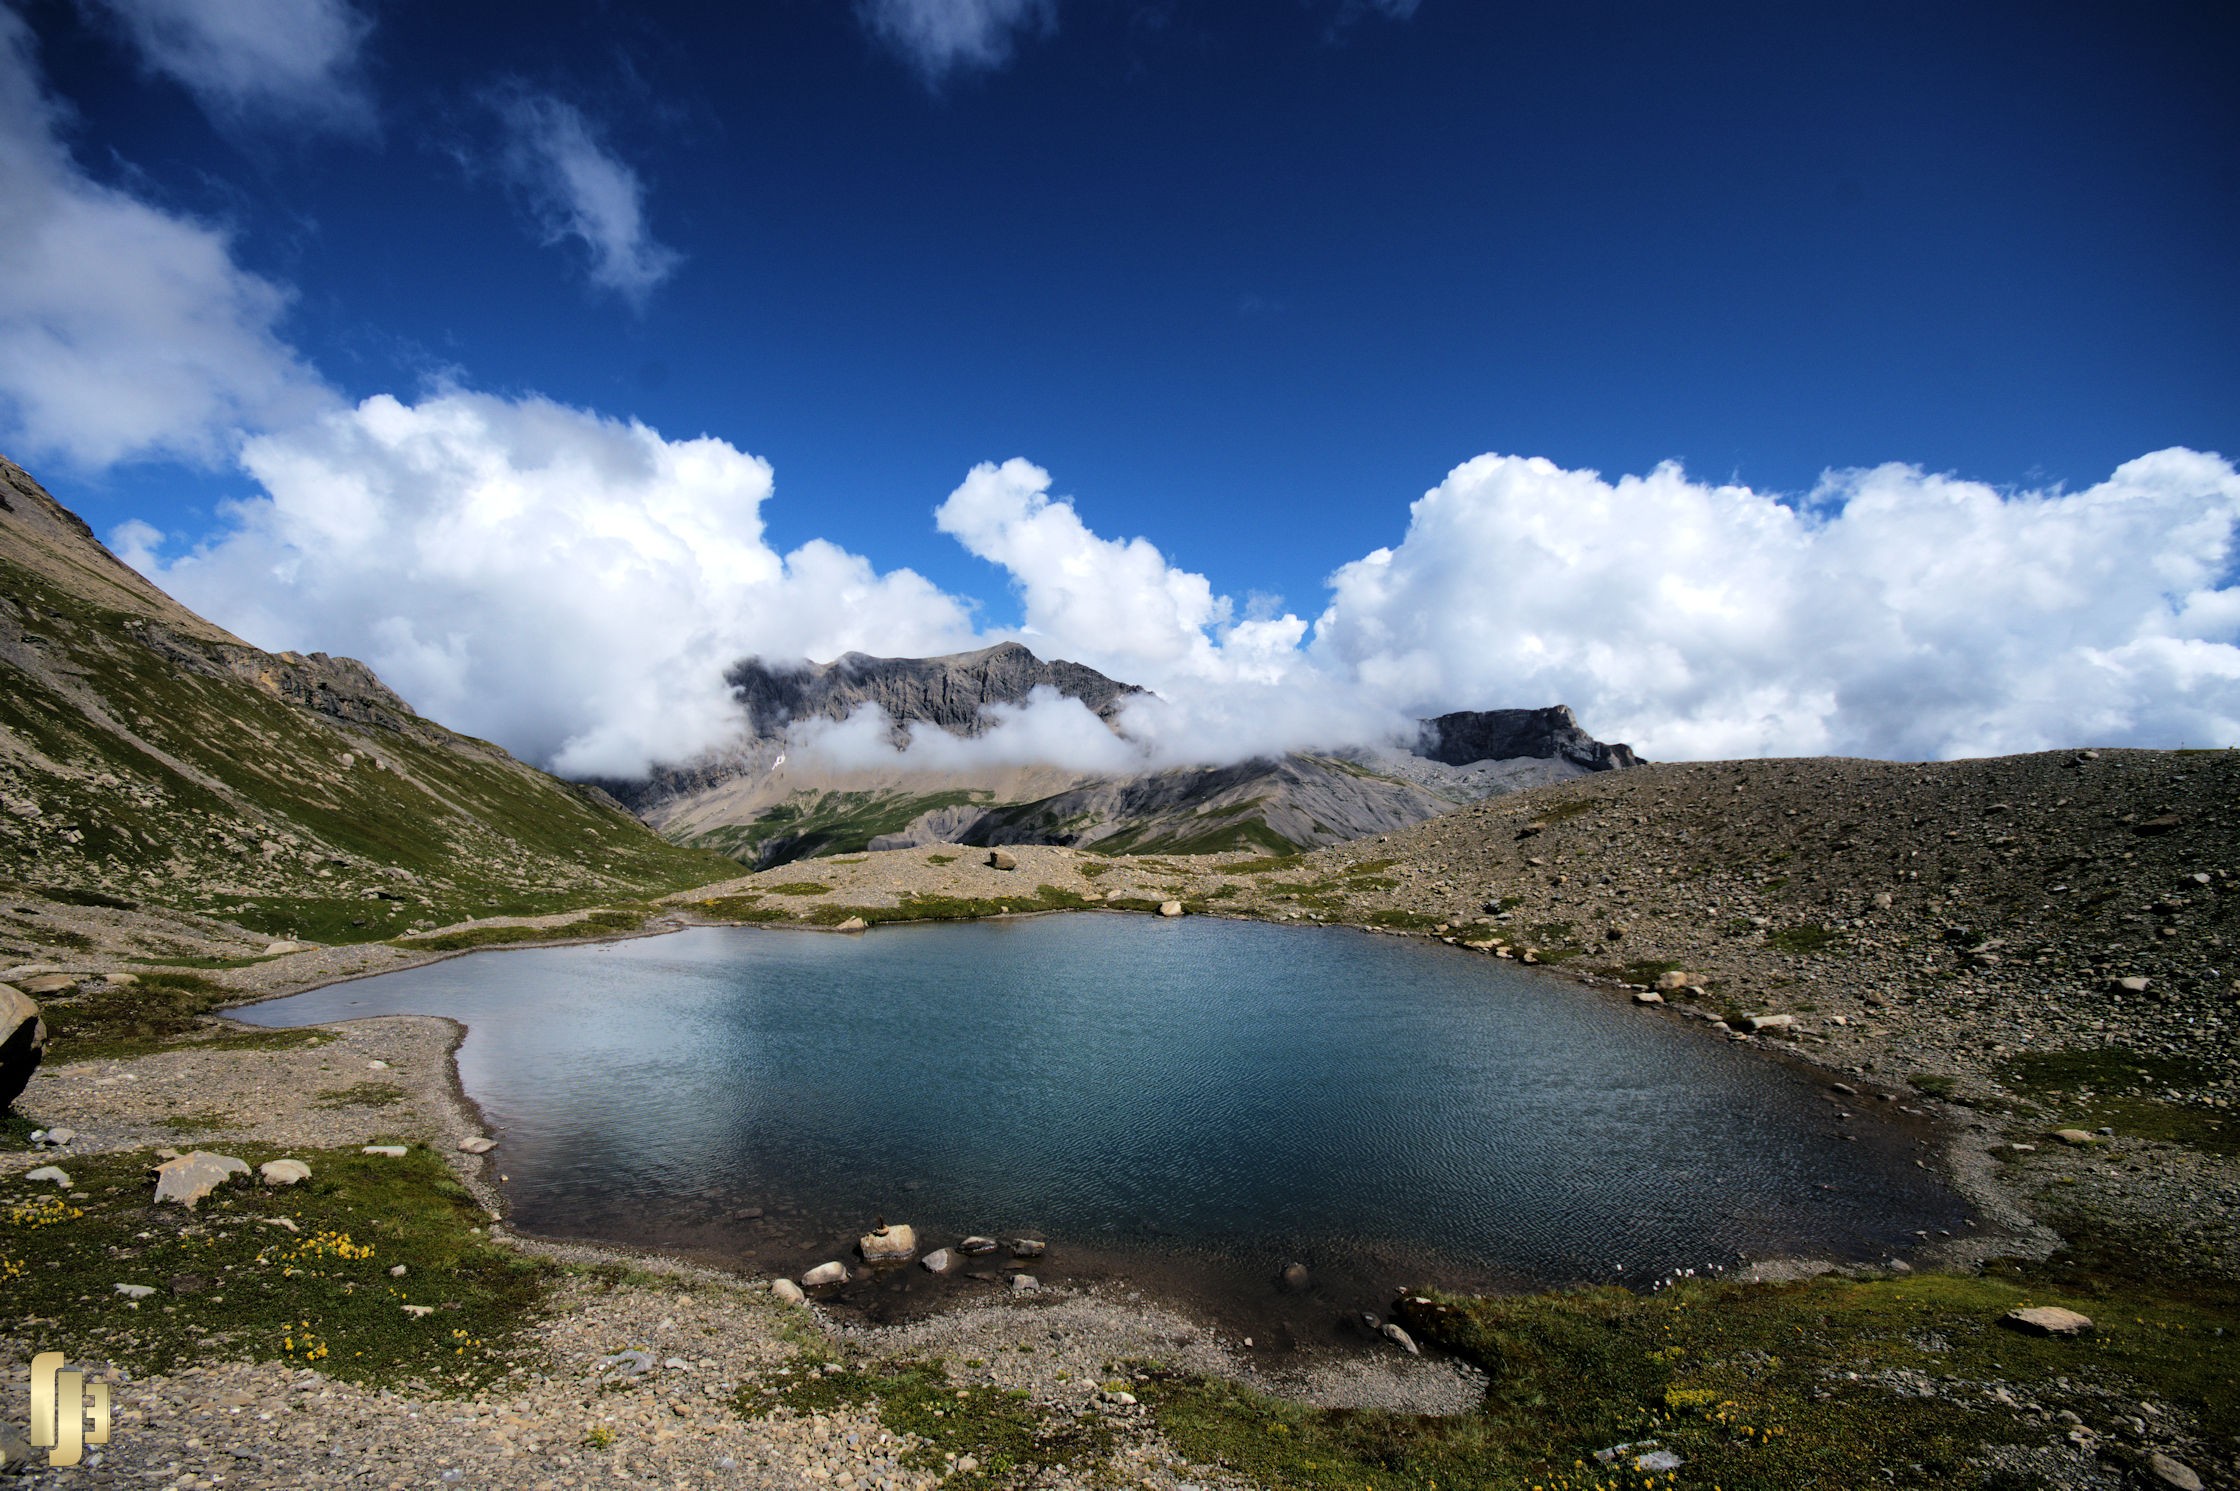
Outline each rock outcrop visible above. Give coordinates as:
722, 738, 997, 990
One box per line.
1416, 705, 1641, 773
0, 983, 44, 1112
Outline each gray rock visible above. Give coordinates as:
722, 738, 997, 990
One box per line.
802, 1261, 849, 1287
24, 1165, 69, 1186
361, 1144, 407, 1156
921, 1248, 958, 1274
859, 1222, 917, 1261
153, 1151, 250, 1208
958, 1235, 999, 1255
37, 1125, 75, 1146
457, 1136, 497, 1155
1381, 1322, 1419, 1355
987, 850, 1018, 871
594, 1349, 656, 1379
0, 1420, 32, 1473
259, 1159, 311, 1187
1744, 1013, 1795, 1032
2147, 1452, 2204, 1491
770, 1278, 806, 1305
1278, 1262, 1310, 1292
114, 1283, 154, 1299
0, 983, 46, 1113
2114, 975, 2151, 994
2001, 1306, 2092, 1337
834, 916, 869, 932
1009, 1272, 1041, 1294
1008, 1238, 1047, 1258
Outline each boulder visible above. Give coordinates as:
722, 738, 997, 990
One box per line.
801, 1261, 849, 1287
987, 850, 1018, 871
770, 1278, 807, 1305
2052, 1129, 2097, 1146
1381, 1322, 1420, 1355
261, 941, 314, 956
1, 984, 47, 1112
1278, 1262, 1310, 1292
1009, 1238, 1047, 1258
958, 1235, 999, 1255
259, 1159, 312, 1188
1744, 1013, 1795, 1032
921, 1248, 958, 1274
102, 972, 137, 987
16, 973, 75, 996
834, 916, 869, 932
1158, 901, 1184, 917
2113, 975, 2150, 994
2000, 1306, 2093, 1337
153, 1151, 250, 1208
859, 1222, 918, 1261
1010, 1272, 1040, 1294
1654, 971, 1692, 992
457, 1136, 498, 1155
36, 1126, 75, 1146
1633, 990, 1664, 1005
113, 1283, 154, 1299
2146, 1452, 2204, 1491
24, 1165, 70, 1187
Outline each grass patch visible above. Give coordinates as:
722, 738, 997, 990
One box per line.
395, 908, 644, 953
1220, 855, 1304, 874
1144, 1258, 2239, 1491
927, 854, 957, 866
313, 1081, 407, 1110
683, 894, 790, 923
1364, 908, 1445, 930
1998, 1046, 2237, 1153
0, 1145, 548, 1391
1909, 1074, 1959, 1099
764, 881, 833, 897
1765, 923, 1842, 955
158, 1109, 239, 1133
803, 886, 1094, 926
737, 1356, 1113, 1487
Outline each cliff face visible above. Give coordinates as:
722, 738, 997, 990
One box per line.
727, 642, 1144, 742
1417, 706, 1641, 773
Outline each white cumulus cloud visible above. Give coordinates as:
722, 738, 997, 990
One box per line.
858, 0, 1055, 85
492, 91, 680, 304
1310, 448, 2240, 760
0, 9, 333, 468
122, 390, 981, 777
78, 0, 375, 132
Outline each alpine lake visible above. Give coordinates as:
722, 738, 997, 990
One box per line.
231, 914, 1968, 1349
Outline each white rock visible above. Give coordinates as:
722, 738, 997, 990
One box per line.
1744, 1013, 1796, 1032
152, 1151, 249, 1208
262, 941, 313, 956
361, 1145, 408, 1157
859, 1222, 917, 1260
770, 1278, 807, 1305
1010, 1272, 1041, 1293
259, 1159, 312, 1187
1633, 990, 1664, 1005
113, 1283, 154, 1299
457, 1136, 497, 1154
834, 916, 868, 932
1159, 901, 1184, 917
1381, 1322, 1419, 1354
402, 1304, 434, 1318
24, 1165, 70, 1187
801, 1261, 849, 1287
39, 1126, 76, 1146
921, 1248, 957, 1274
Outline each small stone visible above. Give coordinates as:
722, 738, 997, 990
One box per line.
456, 1136, 497, 1154
1745, 1013, 1796, 1032
2052, 1129, 2096, 1145
1635, 1450, 1684, 1473
2000, 1306, 2093, 1337
1278, 1262, 1310, 1292
955, 1456, 979, 1475
258, 1159, 311, 1188
834, 916, 868, 932
1381, 1322, 1419, 1355
1654, 971, 1692, 992
1008, 1238, 1047, 1258
1633, 990, 1664, 1005
594, 1349, 656, 1378
113, 1283, 154, 1299
361, 1145, 408, 1157
958, 1236, 999, 1255
38, 1125, 75, 1146
367, 1059, 390, 1070
390, 1264, 408, 1277
1009, 1272, 1040, 1293
2146, 1451, 2204, 1490
987, 850, 1018, 871
1159, 901, 1184, 917
921, 1248, 957, 1274
2113, 975, 2150, 994
402, 1304, 435, 1318
802, 1261, 849, 1287
262, 941, 313, 956
770, 1278, 807, 1305
24, 1165, 69, 1186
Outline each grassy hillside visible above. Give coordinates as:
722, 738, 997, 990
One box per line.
0, 454, 734, 952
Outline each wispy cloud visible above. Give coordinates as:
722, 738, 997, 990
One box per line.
858, 0, 1057, 86
0, 8, 333, 468
77, 0, 375, 134
491, 90, 681, 306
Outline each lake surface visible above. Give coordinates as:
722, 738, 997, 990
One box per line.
234, 916, 1966, 1345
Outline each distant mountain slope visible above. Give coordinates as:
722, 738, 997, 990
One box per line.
606, 640, 1641, 867
0, 455, 732, 948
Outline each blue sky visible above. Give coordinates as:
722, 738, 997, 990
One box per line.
4, 0, 2238, 770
